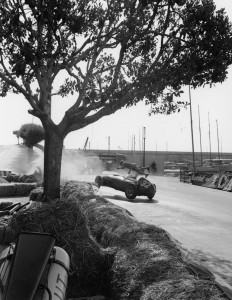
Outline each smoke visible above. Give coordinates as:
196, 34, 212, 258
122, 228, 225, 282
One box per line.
0, 145, 40, 174
0, 145, 105, 179
61, 151, 105, 180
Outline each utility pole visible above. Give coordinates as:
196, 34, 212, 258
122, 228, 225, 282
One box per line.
208, 112, 212, 161
216, 120, 221, 173
108, 136, 110, 155
139, 128, 141, 152
189, 85, 196, 172
198, 105, 203, 165
221, 138, 223, 157
131, 134, 136, 153
142, 127, 146, 167
165, 141, 168, 161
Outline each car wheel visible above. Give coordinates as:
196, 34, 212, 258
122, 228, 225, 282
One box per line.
95, 176, 102, 188
125, 184, 137, 200
147, 184, 156, 200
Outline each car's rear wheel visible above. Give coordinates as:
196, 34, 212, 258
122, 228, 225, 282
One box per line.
95, 176, 102, 188
125, 184, 137, 199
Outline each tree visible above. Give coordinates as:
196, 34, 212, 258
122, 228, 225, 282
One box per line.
14, 123, 45, 148
0, 0, 232, 199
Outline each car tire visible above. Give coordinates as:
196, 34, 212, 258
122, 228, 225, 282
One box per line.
147, 184, 156, 200
95, 176, 102, 188
125, 184, 137, 200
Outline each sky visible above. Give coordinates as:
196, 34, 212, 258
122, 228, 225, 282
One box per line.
0, 0, 232, 153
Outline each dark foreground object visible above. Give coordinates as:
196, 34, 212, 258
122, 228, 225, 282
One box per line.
0, 232, 69, 299
95, 174, 156, 200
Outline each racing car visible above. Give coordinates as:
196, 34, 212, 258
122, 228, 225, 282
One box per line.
95, 173, 156, 200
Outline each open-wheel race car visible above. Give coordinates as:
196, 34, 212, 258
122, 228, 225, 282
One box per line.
95, 173, 156, 200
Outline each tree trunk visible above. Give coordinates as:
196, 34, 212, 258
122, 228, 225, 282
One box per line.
43, 129, 63, 200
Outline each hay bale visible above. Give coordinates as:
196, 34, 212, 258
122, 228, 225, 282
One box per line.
25, 175, 36, 183
29, 186, 44, 201
8, 198, 114, 298
223, 177, 232, 192
202, 174, 220, 188
61, 181, 96, 202
6, 173, 15, 182
18, 174, 28, 182
0, 202, 13, 210
12, 174, 21, 182
0, 225, 16, 244
0, 177, 9, 184
0, 184, 16, 197
14, 183, 37, 196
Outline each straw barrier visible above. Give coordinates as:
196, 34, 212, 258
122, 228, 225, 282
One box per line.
0, 182, 37, 197
0, 181, 230, 299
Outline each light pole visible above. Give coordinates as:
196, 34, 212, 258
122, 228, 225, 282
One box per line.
208, 112, 212, 161
142, 127, 146, 167
216, 120, 221, 173
108, 136, 110, 155
198, 105, 203, 166
189, 85, 196, 172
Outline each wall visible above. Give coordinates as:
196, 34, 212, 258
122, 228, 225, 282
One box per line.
71, 149, 232, 175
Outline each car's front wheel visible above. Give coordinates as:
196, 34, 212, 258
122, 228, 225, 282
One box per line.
125, 184, 137, 200
147, 184, 156, 200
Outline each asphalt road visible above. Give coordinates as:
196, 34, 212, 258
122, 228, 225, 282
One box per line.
95, 174, 232, 291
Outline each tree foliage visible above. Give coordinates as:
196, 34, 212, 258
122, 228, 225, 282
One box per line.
0, 0, 232, 133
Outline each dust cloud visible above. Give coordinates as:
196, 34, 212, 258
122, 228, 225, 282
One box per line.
61, 151, 105, 180
0, 145, 105, 179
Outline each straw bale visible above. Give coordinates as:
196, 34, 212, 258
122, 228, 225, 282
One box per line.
29, 186, 44, 201
18, 174, 28, 182
25, 175, 36, 183
14, 183, 37, 196
0, 202, 13, 210
6, 173, 15, 182
8, 198, 114, 298
12, 174, 21, 182
223, 178, 232, 192
0, 184, 16, 197
202, 174, 220, 189
61, 180, 96, 202
0, 177, 9, 184
139, 278, 224, 300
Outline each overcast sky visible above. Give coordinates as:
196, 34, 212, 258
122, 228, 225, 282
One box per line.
0, 0, 232, 153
